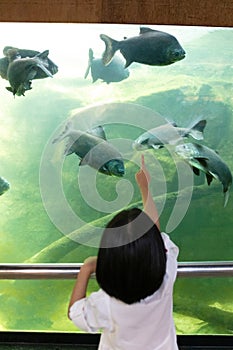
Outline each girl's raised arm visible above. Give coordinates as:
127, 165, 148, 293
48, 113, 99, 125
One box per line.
135, 154, 160, 230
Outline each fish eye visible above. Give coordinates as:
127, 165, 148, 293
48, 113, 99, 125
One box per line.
173, 50, 181, 57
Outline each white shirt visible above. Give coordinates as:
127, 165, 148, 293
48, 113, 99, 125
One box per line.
69, 233, 179, 350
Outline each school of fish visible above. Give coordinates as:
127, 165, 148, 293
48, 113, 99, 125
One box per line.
0, 26, 232, 206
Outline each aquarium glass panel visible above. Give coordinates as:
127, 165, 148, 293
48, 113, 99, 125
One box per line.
0, 23, 232, 334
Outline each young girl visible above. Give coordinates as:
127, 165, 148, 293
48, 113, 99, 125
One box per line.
68, 155, 179, 350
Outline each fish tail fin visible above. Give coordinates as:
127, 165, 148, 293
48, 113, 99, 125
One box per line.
100, 34, 119, 66
84, 48, 94, 79
189, 119, 207, 140
52, 120, 73, 144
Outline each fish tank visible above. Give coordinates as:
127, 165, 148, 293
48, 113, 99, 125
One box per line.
0, 22, 232, 336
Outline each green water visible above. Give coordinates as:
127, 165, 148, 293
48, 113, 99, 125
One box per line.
0, 24, 232, 334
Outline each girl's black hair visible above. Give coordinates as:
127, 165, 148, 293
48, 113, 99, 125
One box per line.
96, 208, 167, 304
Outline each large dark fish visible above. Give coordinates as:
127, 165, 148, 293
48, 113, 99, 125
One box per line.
84, 48, 129, 84
175, 142, 232, 207
53, 121, 125, 177
0, 46, 58, 80
100, 27, 185, 68
0, 176, 10, 196
5, 48, 54, 96
133, 119, 206, 150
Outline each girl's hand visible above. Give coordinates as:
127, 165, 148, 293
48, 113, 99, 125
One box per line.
135, 154, 150, 190
82, 256, 97, 274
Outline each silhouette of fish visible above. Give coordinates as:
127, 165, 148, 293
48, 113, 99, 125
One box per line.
133, 119, 206, 150
0, 46, 58, 96
175, 142, 232, 207
0, 46, 58, 79
53, 121, 125, 177
5, 48, 54, 96
100, 27, 185, 68
85, 48, 129, 84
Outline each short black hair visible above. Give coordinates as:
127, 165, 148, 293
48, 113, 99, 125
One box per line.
96, 208, 166, 304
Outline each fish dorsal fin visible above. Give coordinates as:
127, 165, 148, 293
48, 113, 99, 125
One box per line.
87, 125, 107, 140
35, 50, 49, 59
139, 27, 154, 35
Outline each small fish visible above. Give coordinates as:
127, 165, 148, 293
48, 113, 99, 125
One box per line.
84, 48, 129, 84
5, 48, 54, 96
175, 143, 232, 207
133, 119, 206, 151
53, 121, 125, 177
0, 176, 10, 196
100, 27, 185, 68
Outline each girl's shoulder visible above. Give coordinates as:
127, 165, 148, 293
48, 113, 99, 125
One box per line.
161, 232, 179, 257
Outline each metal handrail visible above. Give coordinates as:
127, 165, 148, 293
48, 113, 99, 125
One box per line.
0, 262, 232, 279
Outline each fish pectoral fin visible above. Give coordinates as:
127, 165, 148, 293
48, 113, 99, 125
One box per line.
195, 157, 209, 167
36, 62, 53, 78
192, 166, 200, 176
209, 171, 219, 181
87, 125, 107, 140
99, 165, 110, 175
151, 144, 164, 150
206, 173, 214, 186
189, 159, 207, 173
223, 190, 230, 208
